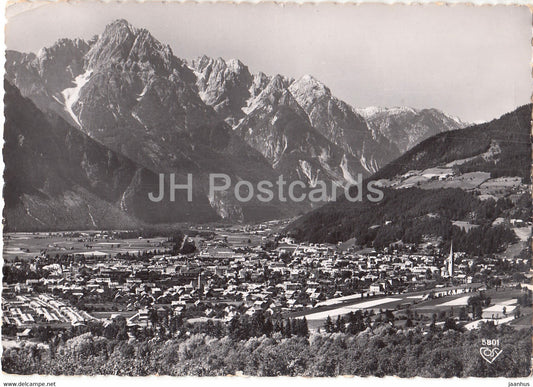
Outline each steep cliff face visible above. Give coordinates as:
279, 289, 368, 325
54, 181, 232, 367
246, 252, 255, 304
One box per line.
288, 75, 400, 174
234, 75, 361, 188
192, 55, 254, 127
6, 38, 90, 119
3, 81, 219, 231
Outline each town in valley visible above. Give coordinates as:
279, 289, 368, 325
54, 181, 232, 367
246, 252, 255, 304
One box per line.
3, 218, 531, 344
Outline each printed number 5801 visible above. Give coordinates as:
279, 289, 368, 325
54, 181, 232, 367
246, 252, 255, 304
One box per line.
481, 339, 500, 346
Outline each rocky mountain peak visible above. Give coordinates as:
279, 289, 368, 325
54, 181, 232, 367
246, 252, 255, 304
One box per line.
85, 19, 178, 75
192, 55, 253, 124
192, 56, 250, 78
418, 108, 467, 127
3, 38, 90, 109
190, 55, 212, 71
250, 72, 270, 96
36, 38, 90, 63
241, 74, 294, 115
356, 106, 417, 118
288, 74, 331, 110
226, 58, 247, 73
268, 74, 292, 90
105, 18, 136, 33
358, 106, 467, 153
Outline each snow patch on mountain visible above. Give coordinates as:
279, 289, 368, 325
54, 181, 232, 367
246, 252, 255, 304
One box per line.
120, 190, 128, 212
131, 111, 149, 131
355, 106, 417, 119
298, 160, 319, 187
272, 135, 288, 169
340, 154, 357, 185
136, 85, 148, 101
61, 70, 92, 127
87, 205, 97, 228
359, 144, 380, 174
24, 205, 45, 225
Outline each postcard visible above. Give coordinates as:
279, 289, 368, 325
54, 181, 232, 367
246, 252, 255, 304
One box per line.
2, 0, 531, 381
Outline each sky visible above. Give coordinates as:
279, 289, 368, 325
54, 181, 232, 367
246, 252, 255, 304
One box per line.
6, 1, 532, 123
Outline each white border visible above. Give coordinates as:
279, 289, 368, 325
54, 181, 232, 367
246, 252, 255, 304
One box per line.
1, 1, 531, 386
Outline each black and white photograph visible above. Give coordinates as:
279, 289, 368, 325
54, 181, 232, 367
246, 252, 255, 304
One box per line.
1, 0, 532, 381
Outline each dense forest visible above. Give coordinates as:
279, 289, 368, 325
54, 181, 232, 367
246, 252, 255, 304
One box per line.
373, 104, 532, 182
3, 322, 530, 377
286, 187, 521, 251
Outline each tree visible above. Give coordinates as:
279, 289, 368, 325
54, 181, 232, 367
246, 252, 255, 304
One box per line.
459, 307, 468, 321
300, 317, 309, 337
180, 240, 197, 255
467, 295, 483, 320
335, 316, 345, 333
324, 316, 334, 333
443, 317, 458, 331
384, 310, 395, 325
284, 318, 292, 337
517, 290, 532, 307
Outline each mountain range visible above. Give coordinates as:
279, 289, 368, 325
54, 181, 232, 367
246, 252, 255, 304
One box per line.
5, 19, 467, 230
356, 106, 465, 153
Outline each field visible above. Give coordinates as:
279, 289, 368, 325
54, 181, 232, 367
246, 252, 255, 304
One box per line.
479, 177, 522, 190
497, 226, 531, 259
413, 288, 521, 314
510, 313, 533, 329
303, 297, 402, 322
3, 232, 169, 261
421, 172, 491, 190
294, 286, 526, 330
215, 232, 265, 248
378, 168, 523, 200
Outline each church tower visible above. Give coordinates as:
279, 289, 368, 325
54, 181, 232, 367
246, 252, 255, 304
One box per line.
447, 242, 454, 278
197, 272, 203, 299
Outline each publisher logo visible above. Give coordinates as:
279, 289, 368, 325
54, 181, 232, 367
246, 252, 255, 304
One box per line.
480, 338, 503, 364
479, 347, 502, 364
479, 339, 503, 364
